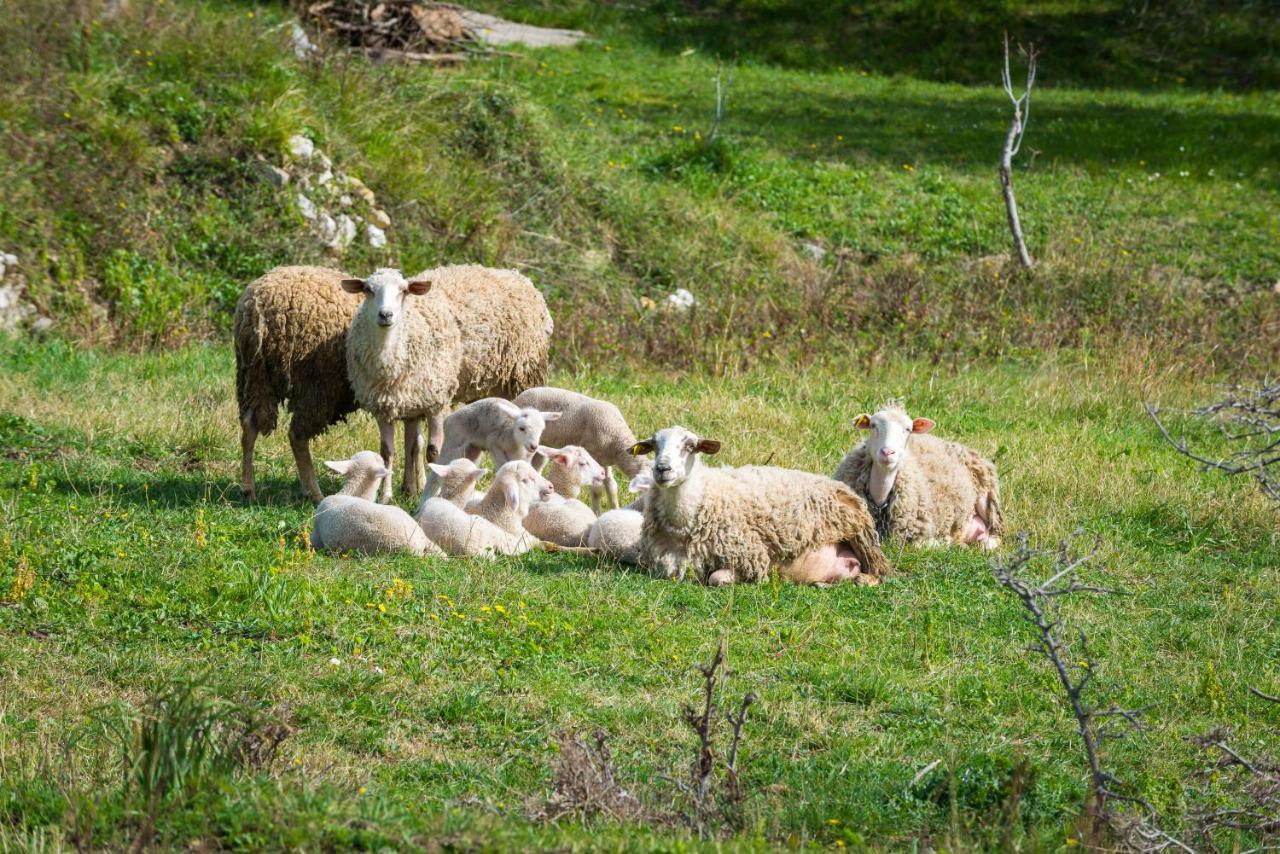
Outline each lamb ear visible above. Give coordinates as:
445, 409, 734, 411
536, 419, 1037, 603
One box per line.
629, 439, 656, 456
911, 418, 936, 434
406, 278, 432, 295
495, 400, 523, 418
695, 439, 721, 455
339, 278, 366, 294
468, 468, 489, 482
324, 459, 352, 475
427, 463, 450, 476
853, 414, 872, 429
540, 411, 562, 422
503, 480, 520, 511
377, 466, 393, 478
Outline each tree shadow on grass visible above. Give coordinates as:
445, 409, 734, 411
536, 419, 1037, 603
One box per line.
44, 471, 320, 511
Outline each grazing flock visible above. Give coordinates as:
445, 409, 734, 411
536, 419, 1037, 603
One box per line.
236, 264, 1003, 587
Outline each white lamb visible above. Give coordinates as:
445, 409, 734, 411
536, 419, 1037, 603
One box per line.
415, 460, 552, 557
523, 445, 604, 547
586, 471, 653, 565
311, 451, 442, 556
426, 458, 488, 508
420, 398, 561, 501
513, 387, 647, 511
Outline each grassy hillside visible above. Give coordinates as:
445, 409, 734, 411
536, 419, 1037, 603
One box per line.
1, 0, 1277, 367
1, 0, 1278, 849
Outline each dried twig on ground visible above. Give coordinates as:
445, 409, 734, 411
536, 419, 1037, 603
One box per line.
999, 34, 1038, 269
1147, 381, 1280, 504
527, 729, 644, 823
298, 1, 474, 55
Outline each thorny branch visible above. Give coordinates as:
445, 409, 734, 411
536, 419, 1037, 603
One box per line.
1146, 381, 1280, 504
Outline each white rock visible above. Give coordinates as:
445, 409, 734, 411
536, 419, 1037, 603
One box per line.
254, 158, 290, 188
0, 252, 15, 279
316, 169, 333, 187
338, 194, 353, 207
334, 214, 357, 249
290, 23, 317, 60
31, 317, 53, 333
366, 223, 387, 248
369, 208, 391, 229
287, 134, 315, 160
317, 152, 332, 171
802, 241, 827, 262
296, 193, 318, 220
316, 213, 338, 244
666, 288, 696, 310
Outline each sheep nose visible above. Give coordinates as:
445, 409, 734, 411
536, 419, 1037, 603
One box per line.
655, 463, 671, 473
377, 310, 394, 324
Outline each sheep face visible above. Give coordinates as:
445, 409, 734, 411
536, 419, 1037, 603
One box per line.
543, 445, 607, 489
496, 402, 562, 456
853, 406, 935, 473
493, 460, 555, 512
325, 450, 392, 480
341, 268, 432, 329
629, 426, 720, 488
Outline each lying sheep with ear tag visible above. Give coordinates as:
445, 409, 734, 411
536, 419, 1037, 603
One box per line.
311, 451, 442, 556
832, 401, 1002, 550
632, 427, 889, 587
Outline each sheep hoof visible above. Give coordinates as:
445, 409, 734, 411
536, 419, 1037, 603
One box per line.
706, 569, 734, 587
981, 536, 1001, 552
854, 574, 882, 587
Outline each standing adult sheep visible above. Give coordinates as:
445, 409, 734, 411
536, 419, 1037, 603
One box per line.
343, 266, 552, 501
235, 265, 361, 502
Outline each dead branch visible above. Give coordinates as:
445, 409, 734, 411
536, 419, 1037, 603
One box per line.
999, 34, 1038, 269
527, 729, 644, 823
1146, 381, 1280, 505
708, 60, 733, 142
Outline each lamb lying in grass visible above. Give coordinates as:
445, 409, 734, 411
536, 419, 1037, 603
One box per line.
523, 445, 604, 547
311, 451, 441, 556
415, 460, 552, 557
587, 471, 652, 565
427, 458, 488, 508
632, 426, 889, 586
832, 401, 1002, 549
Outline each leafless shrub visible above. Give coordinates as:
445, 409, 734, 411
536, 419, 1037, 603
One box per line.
991, 533, 1184, 848
1147, 381, 1280, 504
1000, 34, 1038, 270
668, 639, 758, 837
527, 729, 645, 823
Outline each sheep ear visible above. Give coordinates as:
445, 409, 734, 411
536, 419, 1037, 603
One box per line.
540, 411, 562, 422
339, 278, 366, 294
853, 414, 872, 429
377, 466, 393, 478
427, 463, 450, 476
324, 459, 352, 475
496, 400, 523, 418
695, 439, 721, 455
406, 278, 432, 295
629, 439, 656, 456
468, 468, 488, 482
503, 480, 520, 510
911, 418, 935, 434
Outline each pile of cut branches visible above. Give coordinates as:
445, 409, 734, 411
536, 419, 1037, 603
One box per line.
298, 1, 475, 61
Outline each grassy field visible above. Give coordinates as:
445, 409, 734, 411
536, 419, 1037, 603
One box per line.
1, 0, 1279, 849
1, 340, 1277, 849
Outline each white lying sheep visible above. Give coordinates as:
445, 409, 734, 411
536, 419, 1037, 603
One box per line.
415, 460, 552, 557
632, 427, 889, 586
426, 458, 488, 508
420, 398, 560, 500
342, 266, 551, 502
522, 446, 603, 547
832, 401, 1003, 549
586, 471, 653, 564
513, 387, 646, 511
311, 451, 441, 556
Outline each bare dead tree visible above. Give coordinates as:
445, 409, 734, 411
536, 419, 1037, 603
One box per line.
1146, 380, 1280, 504
1000, 34, 1038, 269
708, 59, 733, 143
526, 729, 644, 823
991, 533, 1191, 849
1187, 708, 1280, 852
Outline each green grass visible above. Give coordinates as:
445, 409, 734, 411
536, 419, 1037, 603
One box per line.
1, 0, 1278, 848
1, 338, 1277, 849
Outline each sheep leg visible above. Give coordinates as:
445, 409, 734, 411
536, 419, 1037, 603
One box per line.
239, 411, 258, 500
604, 466, 620, 510
402, 418, 424, 497
589, 483, 603, 515
426, 411, 445, 463
378, 419, 396, 503
289, 431, 324, 503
